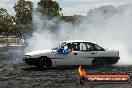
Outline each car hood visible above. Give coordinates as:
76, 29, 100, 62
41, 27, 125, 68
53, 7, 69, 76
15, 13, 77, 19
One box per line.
25, 50, 57, 56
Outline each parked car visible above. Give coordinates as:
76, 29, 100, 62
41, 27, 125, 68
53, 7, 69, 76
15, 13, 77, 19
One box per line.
23, 40, 120, 68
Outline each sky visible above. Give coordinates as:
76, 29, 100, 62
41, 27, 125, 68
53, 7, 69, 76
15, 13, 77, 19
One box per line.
0, 0, 132, 16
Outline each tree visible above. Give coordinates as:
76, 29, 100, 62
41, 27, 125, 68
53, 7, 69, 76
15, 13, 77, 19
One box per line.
14, 0, 33, 25
0, 8, 14, 36
0, 8, 8, 19
37, 0, 62, 19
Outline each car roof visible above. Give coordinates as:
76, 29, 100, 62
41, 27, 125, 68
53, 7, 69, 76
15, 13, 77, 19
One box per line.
63, 40, 94, 43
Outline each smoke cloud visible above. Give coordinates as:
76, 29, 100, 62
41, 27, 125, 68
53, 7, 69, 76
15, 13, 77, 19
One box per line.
26, 4, 132, 65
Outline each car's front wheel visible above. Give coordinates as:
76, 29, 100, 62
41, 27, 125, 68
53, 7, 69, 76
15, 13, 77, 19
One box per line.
35, 57, 52, 69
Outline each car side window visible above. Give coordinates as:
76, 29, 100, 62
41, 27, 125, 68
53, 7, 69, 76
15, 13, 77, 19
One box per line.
79, 43, 87, 51
88, 43, 97, 51
94, 44, 105, 51
85, 43, 91, 51
72, 43, 78, 51
89, 43, 105, 51
62, 43, 78, 51
63, 44, 68, 50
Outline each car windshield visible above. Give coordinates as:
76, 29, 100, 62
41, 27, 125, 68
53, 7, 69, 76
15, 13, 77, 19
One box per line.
52, 42, 66, 50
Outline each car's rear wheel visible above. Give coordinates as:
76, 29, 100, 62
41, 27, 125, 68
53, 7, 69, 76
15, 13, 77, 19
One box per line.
92, 58, 106, 68
106, 58, 119, 65
35, 57, 52, 69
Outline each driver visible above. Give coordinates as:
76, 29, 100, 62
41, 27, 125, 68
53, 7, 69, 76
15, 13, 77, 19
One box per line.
67, 43, 73, 52
67, 43, 77, 51
72, 43, 77, 51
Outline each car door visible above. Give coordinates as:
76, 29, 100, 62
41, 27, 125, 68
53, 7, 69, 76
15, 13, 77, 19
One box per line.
54, 43, 78, 65
90, 43, 106, 57
77, 42, 97, 65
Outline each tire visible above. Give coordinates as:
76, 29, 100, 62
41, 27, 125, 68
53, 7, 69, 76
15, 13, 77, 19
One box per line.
35, 57, 52, 69
92, 58, 106, 68
106, 58, 119, 65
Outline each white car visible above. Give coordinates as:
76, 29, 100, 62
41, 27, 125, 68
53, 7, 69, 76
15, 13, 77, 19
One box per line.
23, 40, 120, 68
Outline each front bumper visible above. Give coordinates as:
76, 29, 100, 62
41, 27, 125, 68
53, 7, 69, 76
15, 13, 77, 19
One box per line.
23, 57, 38, 65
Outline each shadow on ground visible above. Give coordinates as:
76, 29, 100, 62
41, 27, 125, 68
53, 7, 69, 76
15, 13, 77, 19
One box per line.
21, 65, 121, 71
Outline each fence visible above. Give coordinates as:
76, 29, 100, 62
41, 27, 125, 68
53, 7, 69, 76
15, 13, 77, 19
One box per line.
0, 37, 23, 47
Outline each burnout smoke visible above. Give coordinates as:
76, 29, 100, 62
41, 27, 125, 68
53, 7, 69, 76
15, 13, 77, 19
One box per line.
26, 4, 132, 65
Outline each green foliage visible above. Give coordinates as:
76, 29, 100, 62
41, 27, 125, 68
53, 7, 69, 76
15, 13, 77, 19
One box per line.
0, 0, 65, 37
0, 8, 15, 36
37, 0, 62, 19
14, 0, 33, 24
0, 7, 33, 38
13, 23, 33, 37
61, 16, 75, 22
0, 8, 9, 19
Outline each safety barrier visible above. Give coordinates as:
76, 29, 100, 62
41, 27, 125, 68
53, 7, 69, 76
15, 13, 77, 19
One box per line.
0, 37, 22, 46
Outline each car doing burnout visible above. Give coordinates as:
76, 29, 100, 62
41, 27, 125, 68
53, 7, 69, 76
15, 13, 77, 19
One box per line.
23, 40, 120, 68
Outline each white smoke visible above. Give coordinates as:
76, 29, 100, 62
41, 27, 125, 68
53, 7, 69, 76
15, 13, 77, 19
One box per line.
26, 4, 132, 65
